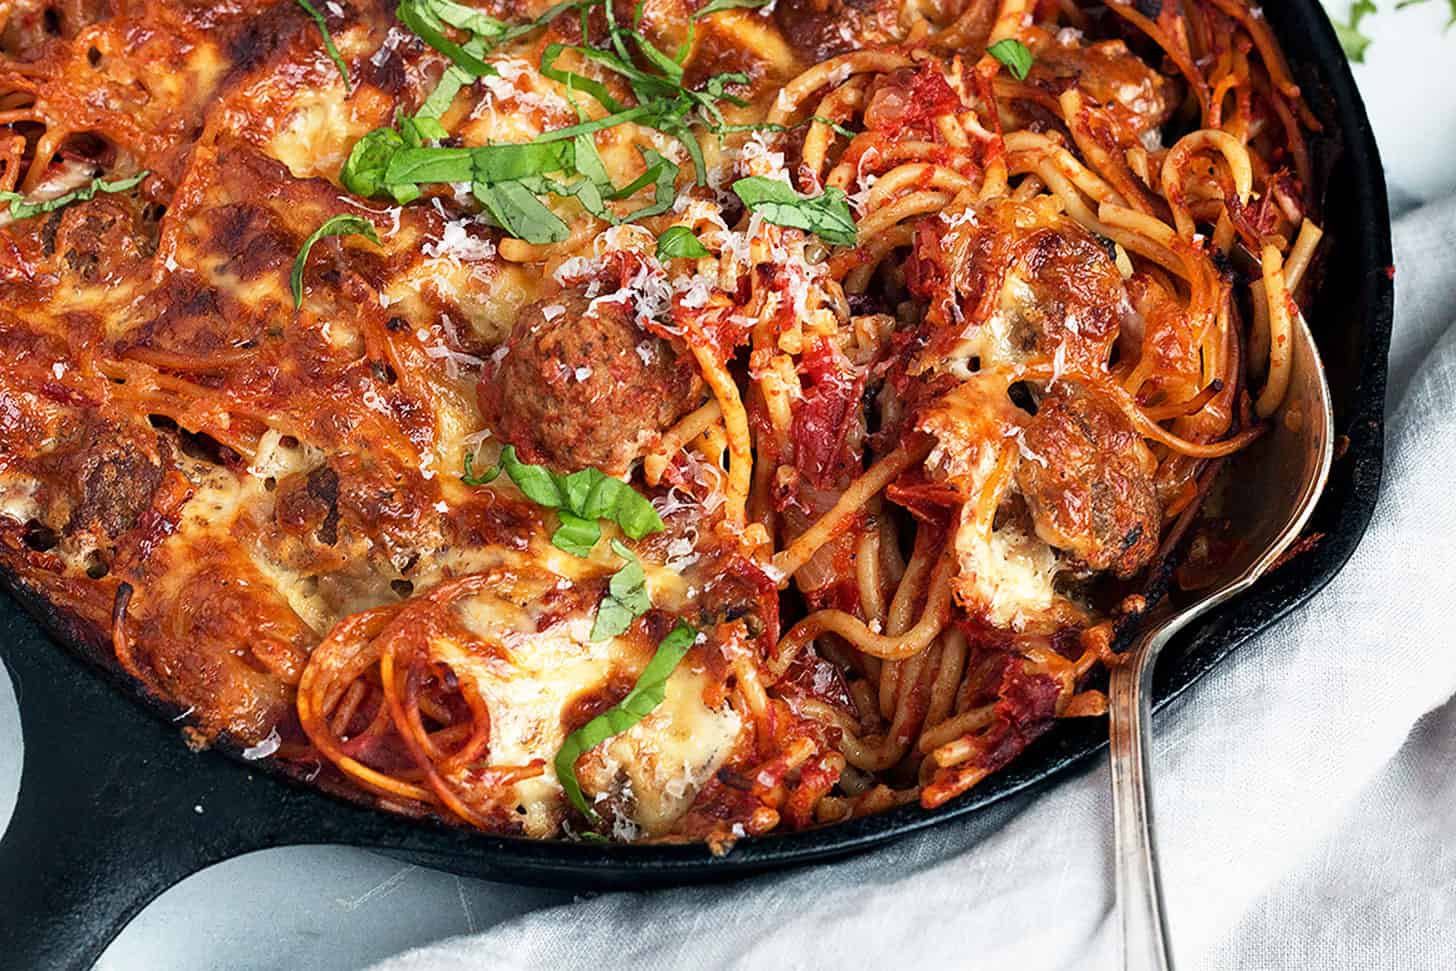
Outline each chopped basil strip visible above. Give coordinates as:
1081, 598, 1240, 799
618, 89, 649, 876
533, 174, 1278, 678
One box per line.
294, 0, 352, 88
695, 0, 773, 16
674, 0, 772, 62
987, 38, 1034, 81
340, 128, 411, 200
395, 0, 493, 76
396, 0, 578, 76
291, 214, 381, 309
0, 171, 148, 222
656, 225, 710, 260
341, 0, 760, 239
589, 540, 652, 641
553, 510, 602, 557
718, 115, 856, 139
474, 180, 569, 243
462, 446, 665, 542
731, 176, 858, 247
555, 620, 698, 821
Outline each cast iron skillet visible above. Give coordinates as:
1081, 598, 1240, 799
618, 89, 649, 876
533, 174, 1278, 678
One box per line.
0, 2, 1392, 967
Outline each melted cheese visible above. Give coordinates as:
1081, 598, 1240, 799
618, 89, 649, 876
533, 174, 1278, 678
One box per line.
0, 475, 40, 525
434, 570, 734, 838
602, 664, 741, 837
952, 510, 1061, 631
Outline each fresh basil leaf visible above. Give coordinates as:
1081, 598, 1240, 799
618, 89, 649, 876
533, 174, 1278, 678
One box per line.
474, 0, 581, 48
540, 43, 627, 114
629, 24, 684, 83
695, 0, 772, 17
987, 38, 1034, 81
558, 466, 608, 515
530, 105, 656, 144
673, 127, 709, 186
401, 113, 449, 144
589, 591, 638, 642
731, 176, 858, 247
618, 147, 678, 220
460, 446, 664, 539
580, 478, 664, 540
416, 62, 473, 121
723, 114, 856, 138
701, 70, 750, 112
589, 541, 651, 641
473, 180, 569, 243
461, 448, 502, 485
424, 0, 510, 36
473, 141, 575, 183
290, 214, 381, 309
555, 620, 698, 820
341, 127, 413, 198
294, 0, 353, 89
656, 225, 709, 260
497, 445, 567, 505
532, 174, 614, 222
672, 0, 772, 63
553, 509, 602, 556
571, 133, 612, 187
384, 146, 476, 185
608, 540, 649, 597
0, 171, 147, 222
396, 0, 494, 76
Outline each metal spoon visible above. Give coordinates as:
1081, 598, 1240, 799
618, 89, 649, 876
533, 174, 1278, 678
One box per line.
1109, 311, 1334, 970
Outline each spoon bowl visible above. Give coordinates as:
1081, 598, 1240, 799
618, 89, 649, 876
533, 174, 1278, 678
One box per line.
1109, 309, 1335, 970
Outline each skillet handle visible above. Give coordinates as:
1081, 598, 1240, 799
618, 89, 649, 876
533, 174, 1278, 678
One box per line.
0, 607, 311, 970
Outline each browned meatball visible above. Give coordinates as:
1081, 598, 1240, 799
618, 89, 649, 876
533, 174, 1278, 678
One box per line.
43, 415, 168, 539
773, 0, 900, 63
1030, 39, 1178, 145
477, 286, 705, 475
1015, 384, 1159, 578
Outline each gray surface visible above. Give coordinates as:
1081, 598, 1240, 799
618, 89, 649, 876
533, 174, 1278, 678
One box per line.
94, 848, 567, 971
0, 660, 569, 970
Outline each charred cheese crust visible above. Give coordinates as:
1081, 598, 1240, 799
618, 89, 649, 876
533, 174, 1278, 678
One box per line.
0, 0, 1319, 842
0, 0, 791, 839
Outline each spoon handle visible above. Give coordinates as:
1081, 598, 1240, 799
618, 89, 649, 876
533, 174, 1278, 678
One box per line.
1109, 624, 1175, 971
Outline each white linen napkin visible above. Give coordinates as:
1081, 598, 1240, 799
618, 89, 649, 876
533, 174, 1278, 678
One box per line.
368, 195, 1456, 971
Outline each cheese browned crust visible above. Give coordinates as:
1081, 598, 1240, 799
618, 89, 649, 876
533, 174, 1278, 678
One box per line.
0, 0, 804, 839
0, 0, 1321, 843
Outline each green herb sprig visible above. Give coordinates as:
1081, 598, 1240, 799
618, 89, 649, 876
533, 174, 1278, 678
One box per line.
656, 225, 710, 260
731, 176, 857, 246
0, 171, 148, 222
590, 540, 653, 641
294, 0, 353, 88
338, 0, 805, 245
291, 214, 381, 309
554, 620, 698, 822
987, 38, 1034, 81
463, 446, 665, 553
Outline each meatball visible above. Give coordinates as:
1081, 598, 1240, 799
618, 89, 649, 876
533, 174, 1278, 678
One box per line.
773, 0, 900, 63
49, 417, 167, 539
1014, 384, 1159, 578
477, 286, 705, 475
1030, 39, 1178, 145
1000, 221, 1128, 370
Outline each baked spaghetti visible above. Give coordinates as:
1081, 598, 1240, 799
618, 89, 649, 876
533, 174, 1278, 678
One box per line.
0, 0, 1322, 845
